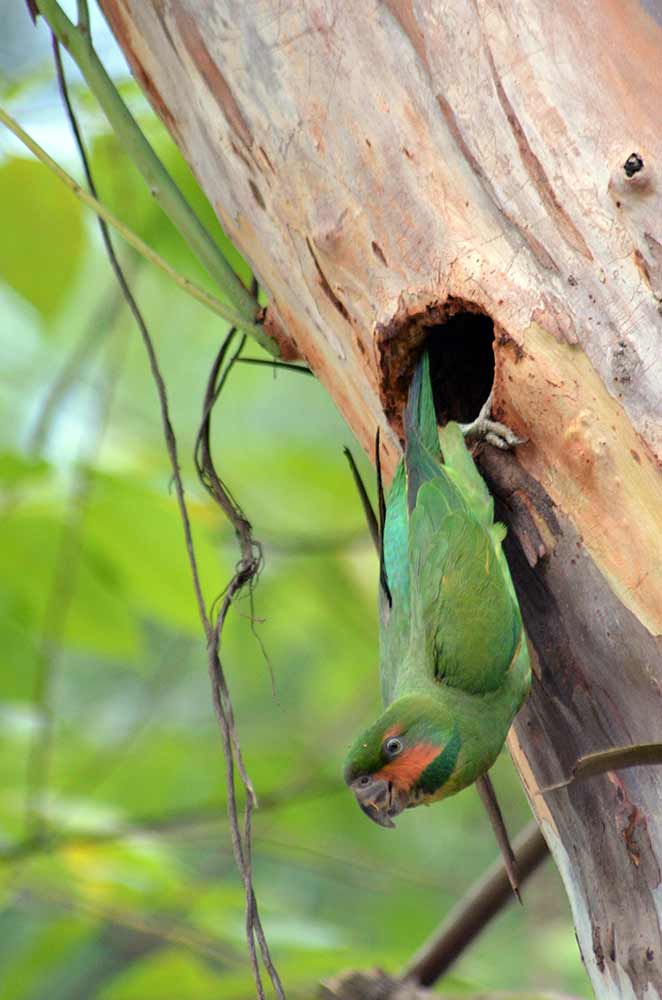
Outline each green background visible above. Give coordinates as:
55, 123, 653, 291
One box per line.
0, 5, 588, 997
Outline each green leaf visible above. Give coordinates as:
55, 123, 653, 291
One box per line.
99, 949, 225, 1000
0, 158, 86, 320
82, 471, 226, 634
0, 911, 95, 1000
0, 452, 50, 486
0, 511, 140, 662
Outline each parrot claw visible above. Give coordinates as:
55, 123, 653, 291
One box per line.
459, 391, 526, 450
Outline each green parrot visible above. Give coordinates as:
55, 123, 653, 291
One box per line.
344, 348, 531, 827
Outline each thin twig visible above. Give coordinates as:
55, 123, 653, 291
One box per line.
193, 321, 286, 997
236, 357, 313, 376
403, 820, 548, 986
264, 529, 367, 556
75, 0, 89, 34
195, 330, 258, 564
49, 44, 284, 999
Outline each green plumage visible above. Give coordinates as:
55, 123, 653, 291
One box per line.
345, 350, 531, 815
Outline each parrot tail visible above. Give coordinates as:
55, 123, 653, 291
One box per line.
404, 347, 441, 461
404, 346, 446, 512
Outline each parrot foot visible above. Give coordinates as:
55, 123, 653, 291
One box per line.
459, 391, 526, 450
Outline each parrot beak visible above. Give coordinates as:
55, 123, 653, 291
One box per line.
350, 776, 408, 828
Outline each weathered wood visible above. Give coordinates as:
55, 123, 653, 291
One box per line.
319, 970, 435, 1000
98, 2, 662, 996
320, 969, 579, 1000
479, 447, 662, 997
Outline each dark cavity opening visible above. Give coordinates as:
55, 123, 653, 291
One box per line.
426, 311, 495, 424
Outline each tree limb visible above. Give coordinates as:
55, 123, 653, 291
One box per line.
403, 821, 548, 987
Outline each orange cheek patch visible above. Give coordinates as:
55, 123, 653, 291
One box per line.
374, 742, 439, 792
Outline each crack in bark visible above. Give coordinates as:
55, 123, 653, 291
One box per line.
306, 238, 352, 324
436, 93, 560, 274
371, 240, 388, 266
383, 0, 564, 278
480, 33, 593, 262
383, 0, 431, 76
593, 924, 606, 973
175, 9, 254, 149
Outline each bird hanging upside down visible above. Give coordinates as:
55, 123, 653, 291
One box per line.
344, 348, 531, 828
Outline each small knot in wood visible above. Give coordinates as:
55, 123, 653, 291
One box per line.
624, 152, 644, 178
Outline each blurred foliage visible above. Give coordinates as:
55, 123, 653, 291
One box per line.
0, 7, 589, 999
0, 157, 85, 318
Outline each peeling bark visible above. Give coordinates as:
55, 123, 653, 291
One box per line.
99, 2, 662, 996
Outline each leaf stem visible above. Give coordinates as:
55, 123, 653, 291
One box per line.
75, 0, 89, 33
0, 107, 273, 348
33, 0, 278, 355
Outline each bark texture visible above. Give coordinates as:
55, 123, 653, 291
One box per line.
99, 2, 662, 996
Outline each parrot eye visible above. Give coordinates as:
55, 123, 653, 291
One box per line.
357, 774, 371, 787
383, 737, 403, 758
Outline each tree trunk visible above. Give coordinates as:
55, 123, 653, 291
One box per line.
99, 2, 662, 996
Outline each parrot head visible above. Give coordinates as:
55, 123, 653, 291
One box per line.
343, 695, 462, 828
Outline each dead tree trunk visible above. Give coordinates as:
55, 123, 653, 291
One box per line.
99, 2, 662, 995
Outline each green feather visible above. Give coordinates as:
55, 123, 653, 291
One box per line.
346, 347, 531, 806
419, 728, 462, 796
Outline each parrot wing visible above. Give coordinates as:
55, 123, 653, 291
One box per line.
407, 481, 522, 695
379, 351, 447, 704
393, 350, 523, 697
380, 349, 526, 703
438, 421, 519, 606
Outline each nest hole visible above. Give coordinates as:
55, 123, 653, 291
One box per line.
426, 311, 495, 424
